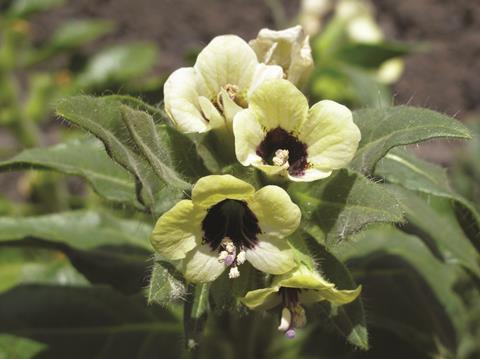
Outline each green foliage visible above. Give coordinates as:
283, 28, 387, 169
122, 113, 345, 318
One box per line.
335, 225, 478, 358
0, 138, 139, 207
7, 0, 65, 18
304, 234, 368, 350
289, 169, 403, 246
335, 42, 412, 69
56, 96, 188, 215
77, 43, 159, 88
350, 106, 471, 174
0, 285, 182, 359
0, 211, 153, 293
0, 335, 46, 359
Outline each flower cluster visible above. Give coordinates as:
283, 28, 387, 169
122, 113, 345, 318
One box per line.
151, 26, 361, 338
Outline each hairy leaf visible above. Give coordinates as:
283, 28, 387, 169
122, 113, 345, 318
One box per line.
147, 258, 186, 306
350, 106, 471, 174
289, 169, 403, 246
56, 96, 186, 214
120, 105, 191, 190
0, 138, 140, 208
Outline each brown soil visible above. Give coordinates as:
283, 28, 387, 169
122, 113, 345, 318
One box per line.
372, 0, 480, 118
31, 0, 480, 120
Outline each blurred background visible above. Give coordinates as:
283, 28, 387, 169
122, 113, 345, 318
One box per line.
1, 0, 479, 208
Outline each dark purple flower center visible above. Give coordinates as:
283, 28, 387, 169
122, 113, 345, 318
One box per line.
280, 287, 301, 308
256, 127, 308, 176
202, 199, 261, 251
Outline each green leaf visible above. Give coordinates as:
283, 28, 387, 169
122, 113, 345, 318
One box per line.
0, 211, 153, 293
0, 248, 88, 295
350, 106, 471, 175
0, 285, 182, 359
336, 42, 412, 69
56, 96, 185, 214
0, 210, 151, 251
158, 126, 210, 182
77, 43, 158, 88
120, 105, 191, 190
303, 234, 368, 350
289, 169, 403, 246
7, 0, 64, 18
386, 185, 480, 277
0, 138, 140, 208
48, 20, 114, 51
147, 258, 186, 306
0, 335, 46, 359
376, 149, 480, 242
341, 65, 391, 107
336, 226, 471, 357
184, 284, 209, 348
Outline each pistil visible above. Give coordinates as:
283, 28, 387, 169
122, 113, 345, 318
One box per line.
277, 288, 307, 339
217, 237, 247, 279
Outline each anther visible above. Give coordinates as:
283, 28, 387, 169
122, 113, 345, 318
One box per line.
272, 149, 290, 167
236, 250, 246, 265
278, 307, 292, 332
228, 266, 240, 279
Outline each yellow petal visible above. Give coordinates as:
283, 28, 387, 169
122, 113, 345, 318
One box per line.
300, 100, 360, 173
240, 286, 282, 310
248, 185, 301, 239
183, 244, 226, 283
150, 200, 200, 260
191, 175, 255, 209
249, 79, 308, 133
164, 67, 210, 133
195, 35, 258, 96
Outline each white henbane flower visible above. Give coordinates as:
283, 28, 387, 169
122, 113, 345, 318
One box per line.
241, 265, 361, 338
164, 35, 283, 134
234, 79, 361, 182
150, 175, 300, 283
249, 25, 314, 87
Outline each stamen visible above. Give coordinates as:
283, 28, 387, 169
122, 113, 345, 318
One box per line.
278, 307, 292, 332
236, 250, 246, 265
228, 266, 240, 279
272, 149, 290, 167
221, 237, 236, 254
293, 305, 307, 328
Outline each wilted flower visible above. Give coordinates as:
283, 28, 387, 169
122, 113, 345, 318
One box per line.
241, 265, 361, 338
233, 79, 360, 182
164, 35, 283, 134
249, 25, 314, 87
150, 175, 300, 283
